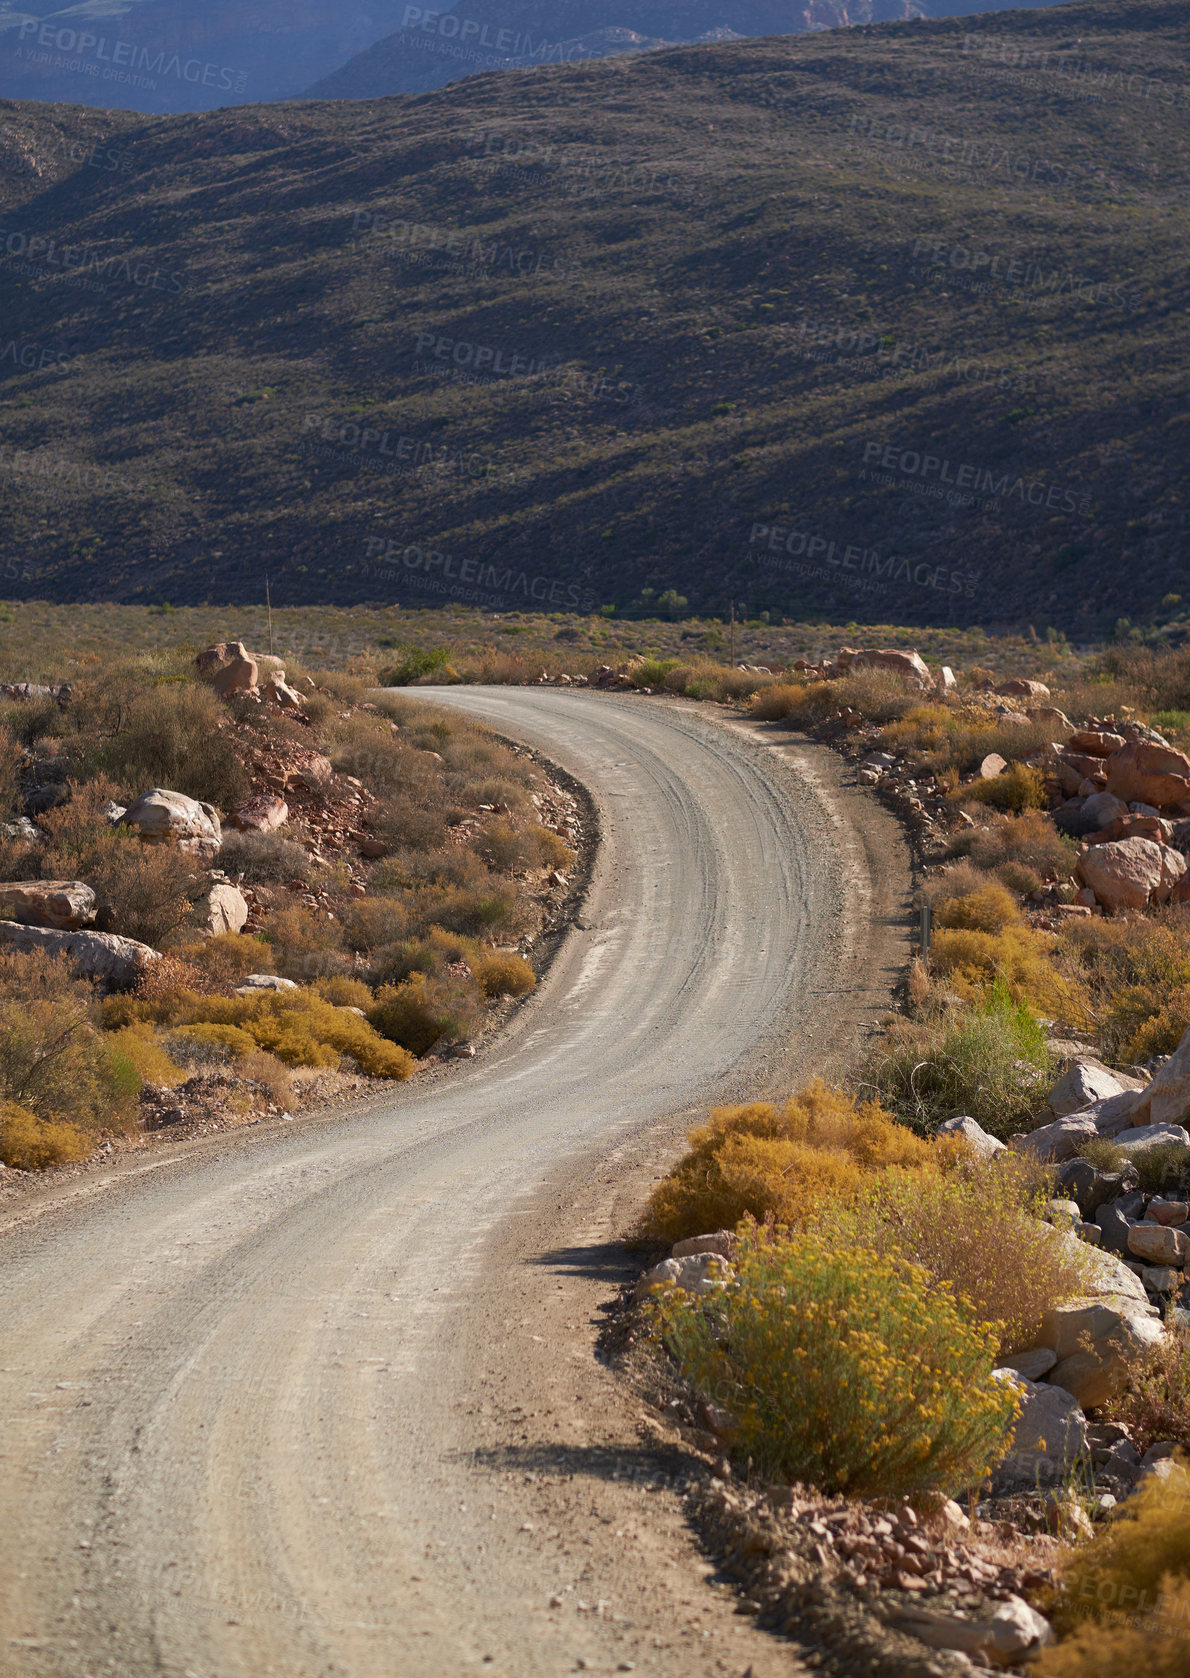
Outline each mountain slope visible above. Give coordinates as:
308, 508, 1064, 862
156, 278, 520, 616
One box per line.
0, 0, 1186, 632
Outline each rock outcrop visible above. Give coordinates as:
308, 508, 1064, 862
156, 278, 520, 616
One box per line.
118, 789, 222, 859
0, 880, 96, 930
0, 923, 159, 987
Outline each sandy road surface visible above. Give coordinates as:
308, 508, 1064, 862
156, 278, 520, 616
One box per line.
0, 692, 910, 1678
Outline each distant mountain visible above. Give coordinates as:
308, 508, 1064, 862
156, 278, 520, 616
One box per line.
303, 0, 1066, 100
0, 0, 1186, 632
0, 0, 1069, 114
0, 0, 400, 114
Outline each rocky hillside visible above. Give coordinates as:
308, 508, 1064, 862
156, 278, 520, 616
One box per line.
0, 0, 1186, 633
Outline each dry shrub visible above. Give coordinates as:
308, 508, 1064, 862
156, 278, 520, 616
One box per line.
1054, 910, 1190, 1061
0, 723, 19, 816
370, 794, 450, 852
38, 779, 200, 948
0, 990, 138, 1133
922, 860, 997, 906
171, 931, 275, 991
262, 904, 349, 981
842, 1164, 1092, 1357
216, 829, 313, 883
949, 809, 1078, 881
641, 1080, 942, 1244
0, 1101, 90, 1169
934, 884, 1022, 935
169, 1021, 259, 1059
951, 763, 1048, 812
470, 951, 535, 998
71, 672, 247, 806
108, 986, 414, 1078
368, 970, 482, 1056
105, 1021, 185, 1088
474, 818, 567, 875
313, 974, 373, 1009
342, 896, 411, 952
1041, 1460, 1190, 1677
653, 1223, 1018, 1499
879, 706, 1054, 777
750, 681, 808, 721
239, 1049, 296, 1109
1104, 1328, 1190, 1456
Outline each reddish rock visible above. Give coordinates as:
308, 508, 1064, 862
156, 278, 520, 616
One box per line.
196, 641, 258, 697
231, 794, 288, 833
0, 879, 96, 930
1077, 837, 1187, 911
1105, 740, 1190, 808
998, 677, 1050, 698
1070, 729, 1128, 757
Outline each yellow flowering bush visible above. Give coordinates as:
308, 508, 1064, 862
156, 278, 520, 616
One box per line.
1040, 1460, 1190, 1677
652, 1224, 1018, 1498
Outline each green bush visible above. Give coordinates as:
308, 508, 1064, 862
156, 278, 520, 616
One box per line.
380, 646, 452, 685
867, 984, 1057, 1138
368, 970, 481, 1056
651, 1224, 1018, 1497
951, 762, 1048, 812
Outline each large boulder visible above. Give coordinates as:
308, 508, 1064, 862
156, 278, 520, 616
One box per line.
994, 1371, 1087, 1482
1078, 1088, 1147, 1137
1047, 1058, 1141, 1119
1105, 740, 1190, 808
1054, 1157, 1136, 1219
1040, 1299, 1165, 1408
1116, 1123, 1190, 1153
635, 1251, 733, 1302
0, 923, 158, 988
1051, 1226, 1153, 1310
262, 673, 305, 714
1127, 1223, 1189, 1267
194, 878, 249, 937
234, 973, 297, 994
293, 754, 334, 793
835, 647, 931, 688
0, 880, 96, 931
1076, 836, 1186, 910
118, 789, 222, 859
1070, 729, 1128, 758
1131, 1026, 1190, 1128
196, 641, 258, 698
1016, 1114, 1099, 1163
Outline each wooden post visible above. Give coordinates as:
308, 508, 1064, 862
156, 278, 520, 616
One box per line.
920, 898, 932, 965
729, 601, 736, 666
266, 575, 274, 657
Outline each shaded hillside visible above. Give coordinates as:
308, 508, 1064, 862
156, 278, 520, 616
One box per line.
0, 0, 1186, 632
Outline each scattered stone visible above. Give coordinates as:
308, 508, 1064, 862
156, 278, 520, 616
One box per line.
196, 641, 258, 697
1147, 1197, 1190, 1226
1141, 1266, 1180, 1292
293, 754, 335, 793
1116, 1122, 1190, 1153
1133, 1024, 1190, 1128
230, 794, 289, 834
979, 753, 1008, 779
1040, 1299, 1166, 1407
835, 647, 931, 688
1016, 1114, 1099, 1163
0, 879, 95, 930
234, 973, 298, 993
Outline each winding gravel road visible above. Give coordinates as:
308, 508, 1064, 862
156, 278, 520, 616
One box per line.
0, 691, 910, 1678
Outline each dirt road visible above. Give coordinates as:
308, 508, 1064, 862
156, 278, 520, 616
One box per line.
0, 692, 911, 1678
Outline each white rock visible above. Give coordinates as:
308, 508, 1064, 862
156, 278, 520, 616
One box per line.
1116, 1123, 1190, 1152
0, 923, 158, 988
194, 880, 249, 937
936, 1115, 1006, 1159
234, 973, 297, 993
1047, 1058, 1139, 1118
1016, 1114, 1098, 1163
997, 1347, 1058, 1381
119, 788, 222, 859
635, 1252, 733, 1302
671, 1232, 734, 1260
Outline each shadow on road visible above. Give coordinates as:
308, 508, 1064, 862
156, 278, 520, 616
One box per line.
462, 1441, 696, 1489
530, 1240, 643, 1283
